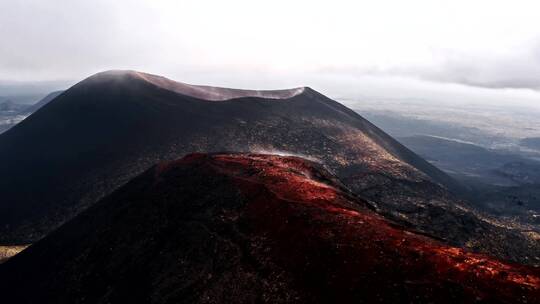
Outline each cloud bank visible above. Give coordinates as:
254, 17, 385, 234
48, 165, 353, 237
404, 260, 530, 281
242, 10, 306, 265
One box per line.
1, 0, 540, 93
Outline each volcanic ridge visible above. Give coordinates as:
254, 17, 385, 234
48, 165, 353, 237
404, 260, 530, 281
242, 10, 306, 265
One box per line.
1, 153, 538, 303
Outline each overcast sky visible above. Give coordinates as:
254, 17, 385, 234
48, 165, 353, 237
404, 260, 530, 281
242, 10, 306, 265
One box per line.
2, 0, 540, 104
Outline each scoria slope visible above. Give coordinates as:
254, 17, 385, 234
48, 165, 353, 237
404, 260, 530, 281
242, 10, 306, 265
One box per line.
0, 70, 535, 265
0, 153, 538, 303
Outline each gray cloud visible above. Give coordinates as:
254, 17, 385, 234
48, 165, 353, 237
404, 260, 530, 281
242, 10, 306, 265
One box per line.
416, 44, 540, 90
0, 0, 161, 81
341, 41, 540, 91
2, 0, 540, 95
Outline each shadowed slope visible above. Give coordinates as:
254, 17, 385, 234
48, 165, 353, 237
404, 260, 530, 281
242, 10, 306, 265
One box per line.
0, 153, 538, 303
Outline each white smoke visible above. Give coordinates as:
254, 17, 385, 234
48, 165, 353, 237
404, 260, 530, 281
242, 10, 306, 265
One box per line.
249, 148, 322, 163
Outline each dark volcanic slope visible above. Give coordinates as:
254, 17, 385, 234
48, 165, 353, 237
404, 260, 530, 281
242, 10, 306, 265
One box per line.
1, 153, 538, 304
0, 70, 535, 264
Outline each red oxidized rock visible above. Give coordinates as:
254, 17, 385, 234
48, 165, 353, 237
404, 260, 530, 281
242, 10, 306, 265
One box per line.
1, 153, 536, 303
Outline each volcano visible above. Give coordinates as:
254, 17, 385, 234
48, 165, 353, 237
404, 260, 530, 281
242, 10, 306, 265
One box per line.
1, 153, 538, 303
0, 71, 536, 264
